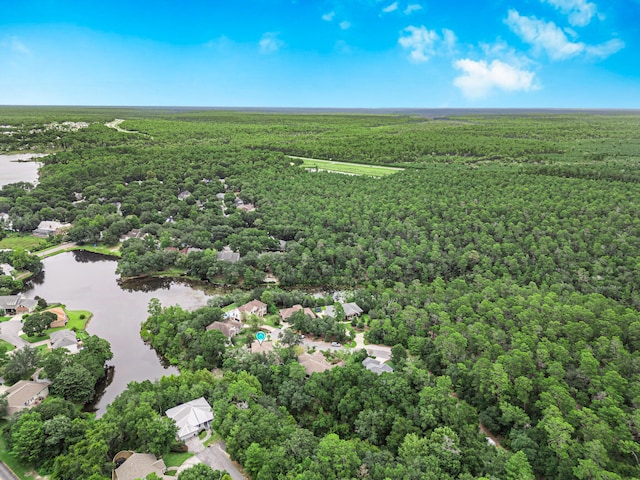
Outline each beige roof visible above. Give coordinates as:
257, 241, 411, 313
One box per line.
238, 299, 267, 314
251, 340, 274, 354
6, 380, 49, 408
298, 351, 337, 375
206, 321, 240, 338
114, 453, 166, 480
279, 304, 316, 321
165, 397, 214, 440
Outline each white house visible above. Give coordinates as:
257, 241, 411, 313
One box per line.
165, 397, 214, 441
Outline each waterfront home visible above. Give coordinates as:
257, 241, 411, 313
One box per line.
0, 295, 37, 315
50, 329, 79, 354
46, 307, 68, 328
33, 220, 71, 237
226, 299, 267, 322
4, 380, 50, 416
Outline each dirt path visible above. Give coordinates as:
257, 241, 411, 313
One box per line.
105, 119, 150, 137
479, 423, 504, 449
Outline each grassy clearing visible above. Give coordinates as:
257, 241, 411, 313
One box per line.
163, 451, 194, 468
0, 435, 38, 480
293, 156, 404, 177
0, 316, 10, 322
0, 234, 46, 251
0, 338, 15, 351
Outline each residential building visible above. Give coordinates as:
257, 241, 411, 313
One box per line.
216, 247, 241, 263
0, 295, 37, 315
227, 299, 267, 322
4, 380, 50, 416
33, 221, 70, 237
322, 302, 363, 320
50, 329, 79, 354
112, 452, 167, 480
362, 357, 394, 375
279, 304, 316, 322
206, 321, 242, 339
46, 307, 68, 328
165, 397, 214, 441
298, 351, 338, 376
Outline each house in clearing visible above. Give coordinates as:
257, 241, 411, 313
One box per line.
4, 380, 50, 416
226, 299, 267, 322
279, 304, 316, 322
0, 295, 37, 315
112, 451, 167, 480
165, 397, 214, 441
206, 321, 242, 339
362, 357, 394, 375
323, 302, 363, 320
33, 221, 71, 238
46, 307, 68, 328
50, 329, 79, 354
298, 351, 340, 376
216, 247, 241, 263
119, 228, 147, 242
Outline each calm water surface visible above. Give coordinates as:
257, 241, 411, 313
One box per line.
25, 251, 212, 415
0, 154, 46, 187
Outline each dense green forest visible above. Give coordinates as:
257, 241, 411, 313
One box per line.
1, 107, 639, 479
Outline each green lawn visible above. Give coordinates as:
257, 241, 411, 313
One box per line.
0, 435, 38, 480
294, 156, 405, 177
0, 234, 46, 251
72, 243, 121, 257
20, 308, 91, 342
163, 451, 194, 468
0, 339, 15, 351
0, 316, 10, 322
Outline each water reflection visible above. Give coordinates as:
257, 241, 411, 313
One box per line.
24, 251, 212, 416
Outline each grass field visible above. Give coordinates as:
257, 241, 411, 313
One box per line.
292, 156, 404, 177
0, 234, 46, 251
0, 339, 15, 351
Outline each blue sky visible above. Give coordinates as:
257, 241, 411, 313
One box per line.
1, 0, 638, 107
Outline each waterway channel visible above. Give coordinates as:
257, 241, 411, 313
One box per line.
24, 251, 213, 415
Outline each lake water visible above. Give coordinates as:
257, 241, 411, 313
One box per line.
0, 153, 47, 188
24, 251, 212, 415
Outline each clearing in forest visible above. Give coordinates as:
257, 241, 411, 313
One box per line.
291, 155, 404, 177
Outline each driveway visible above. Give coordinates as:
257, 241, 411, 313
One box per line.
184, 436, 245, 480
0, 315, 29, 349
0, 462, 19, 480
197, 441, 246, 480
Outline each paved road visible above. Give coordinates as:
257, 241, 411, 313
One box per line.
0, 461, 20, 480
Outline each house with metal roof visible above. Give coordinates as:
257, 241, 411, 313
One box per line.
165, 397, 214, 441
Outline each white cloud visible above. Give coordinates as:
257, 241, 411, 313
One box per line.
541, 0, 597, 26
506, 9, 624, 60
2, 36, 30, 55
259, 32, 284, 54
398, 26, 456, 62
404, 4, 423, 14
382, 2, 399, 13
453, 59, 536, 99
585, 38, 625, 58
322, 11, 336, 21
339, 20, 351, 30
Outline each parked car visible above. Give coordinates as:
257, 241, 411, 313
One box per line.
331, 342, 341, 347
